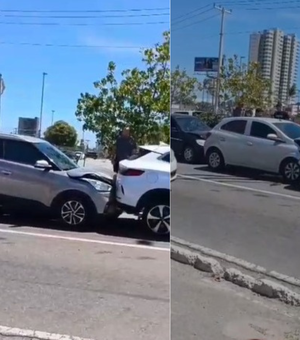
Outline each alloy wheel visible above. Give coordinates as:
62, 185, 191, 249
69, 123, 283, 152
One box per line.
146, 205, 170, 235
209, 152, 221, 168
184, 147, 194, 163
61, 200, 86, 225
284, 162, 300, 181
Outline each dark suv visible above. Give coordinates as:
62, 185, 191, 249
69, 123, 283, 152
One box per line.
171, 114, 211, 163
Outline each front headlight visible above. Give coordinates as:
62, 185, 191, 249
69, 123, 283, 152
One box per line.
196, 139, 205, 146
84, 179, 112, 192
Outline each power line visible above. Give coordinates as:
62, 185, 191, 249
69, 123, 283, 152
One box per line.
1, 12, 169, 19
172, 13, 219, 32
172, 4, 211, 23
0, 20, 168, 27
0, 7, 169, 13
172, 8, 213, 26
0, 41, 147, 49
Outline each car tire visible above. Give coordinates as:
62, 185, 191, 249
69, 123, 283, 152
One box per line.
142, 199, 170, 236
280, 158, 300, 184
54, 194, 96, 229
183, 145, 195, 163
206, 147, 225, 171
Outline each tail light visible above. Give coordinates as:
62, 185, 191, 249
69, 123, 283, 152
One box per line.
119, 168, 144, 176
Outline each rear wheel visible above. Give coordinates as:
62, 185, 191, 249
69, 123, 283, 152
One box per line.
142, 199, 170, 235
280, 158, 300, 184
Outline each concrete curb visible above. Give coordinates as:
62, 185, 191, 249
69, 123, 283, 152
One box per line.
0, 325, 94, 340
171, 236, 300, 288
171, 242, 300, 306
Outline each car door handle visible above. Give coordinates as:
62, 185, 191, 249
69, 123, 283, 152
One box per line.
1, 170, 12, 176
220, 137, 226, 142
246, 141, 253, 146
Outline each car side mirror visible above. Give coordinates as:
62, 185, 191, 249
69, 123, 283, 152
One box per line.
34, 160, 52, 170
267, 133, 285, 143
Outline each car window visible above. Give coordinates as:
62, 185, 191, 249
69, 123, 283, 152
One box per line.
3, 140, 44, 165
175, 116, 210, 132
250, 122, 276, 139
161, 152, 170, 163
273, 122, 300, 140
128, 147, 151, 160
220, 120, 247, 134
0, 139, 3, 159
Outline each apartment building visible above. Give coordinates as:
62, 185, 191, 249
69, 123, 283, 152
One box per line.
248, 29, 299, 105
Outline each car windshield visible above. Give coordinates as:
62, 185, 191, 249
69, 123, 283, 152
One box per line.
273, 122, 300, 140
176, 117, 210, 132
35, 142, 79, 171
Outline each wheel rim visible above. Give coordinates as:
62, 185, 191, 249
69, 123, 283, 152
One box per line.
209, 152, 221, 168
146, 205, 170, 235
284, 162, 300, 181
184, 147, 194, 162
61, 200, 85, 225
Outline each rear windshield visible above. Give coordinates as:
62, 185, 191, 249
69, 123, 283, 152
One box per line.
128, 147, 152, 160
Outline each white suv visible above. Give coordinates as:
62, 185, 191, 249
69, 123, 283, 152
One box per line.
116, 145, 170, 235
204, 117, 300, 183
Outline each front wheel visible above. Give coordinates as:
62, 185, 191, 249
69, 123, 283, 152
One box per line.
142, 200, 170, 235
183, 146, 195, 163
56, 196, 95, 228
280, 158, 300, 184
206, 148, 225, 171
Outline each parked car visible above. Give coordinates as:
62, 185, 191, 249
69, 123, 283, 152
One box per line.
0, 133, 113, 227
171, 113, 211, 163
171, 148, 177, 182
204, 117, 300, 183
85, 151, 98, 159
115, 145, 170, 235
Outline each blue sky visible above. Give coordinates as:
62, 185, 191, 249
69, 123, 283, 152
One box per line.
172, 0, 300, 84
0, 0, 169, 146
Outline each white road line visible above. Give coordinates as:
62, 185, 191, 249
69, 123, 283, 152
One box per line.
0, 325, 93, 340
178, 174, 300, 201
0, 228, 169, 252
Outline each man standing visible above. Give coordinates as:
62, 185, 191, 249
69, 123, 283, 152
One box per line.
273, 103, 290, 120
113, 127, 137, 173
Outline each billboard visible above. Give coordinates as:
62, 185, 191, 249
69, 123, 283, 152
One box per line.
18, 117, 39, 137
194, 57, 219, 72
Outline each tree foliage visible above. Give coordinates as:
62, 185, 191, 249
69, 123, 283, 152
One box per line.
76, 31, 170, 154
44, 121, 77, 147
219, 55, 272, 110
171, 67, 201, 105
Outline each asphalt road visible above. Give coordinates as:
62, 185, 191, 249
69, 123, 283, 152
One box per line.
172, 162, 300, 279
0, 220, 169, 340
171, 261, 300, 340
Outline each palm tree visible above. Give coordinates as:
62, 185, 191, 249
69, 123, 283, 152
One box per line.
288, 84, 297, 105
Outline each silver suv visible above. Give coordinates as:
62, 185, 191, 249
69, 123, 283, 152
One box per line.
0, 133, 113, 227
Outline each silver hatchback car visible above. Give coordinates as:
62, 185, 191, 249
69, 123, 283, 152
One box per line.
0, 133, 113, 227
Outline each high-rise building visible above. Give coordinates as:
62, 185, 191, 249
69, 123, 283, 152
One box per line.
248, 29, 299, 105
18, 117, 39, 137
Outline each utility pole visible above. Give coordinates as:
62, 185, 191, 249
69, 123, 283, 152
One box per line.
51, 110, 55, 125
39, 72, 47, 138
214, 4, 231, 114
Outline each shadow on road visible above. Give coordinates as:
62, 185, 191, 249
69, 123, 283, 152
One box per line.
0, 214, 169, 244
189, 165, 284, 184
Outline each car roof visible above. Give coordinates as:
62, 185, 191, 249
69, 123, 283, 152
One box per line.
0, 133, 44, 143
139, 144, 170, 154
220, 117, 293, 124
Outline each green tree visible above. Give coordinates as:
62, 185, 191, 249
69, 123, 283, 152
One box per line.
288, 83, 297, 104
171, 67, 201, 106
219, 55, 272, 111
76, 31, 170, 155
44, 121, 77, 147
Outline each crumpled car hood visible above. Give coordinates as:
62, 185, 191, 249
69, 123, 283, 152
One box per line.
67, 167, 113, 185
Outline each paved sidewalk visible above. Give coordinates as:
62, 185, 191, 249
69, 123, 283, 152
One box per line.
172, 260, 300, 340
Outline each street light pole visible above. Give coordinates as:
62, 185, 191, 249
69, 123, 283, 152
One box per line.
39, 72, 47, 138
214, 4, 232, 114
51, 110, 55, 125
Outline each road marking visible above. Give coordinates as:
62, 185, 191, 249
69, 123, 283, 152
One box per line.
178, 174, 300, 201
0, 325, 93, 340
0, 228, 169, 252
